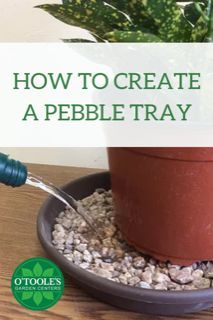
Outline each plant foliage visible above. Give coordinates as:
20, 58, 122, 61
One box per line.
36, 0, 212, 42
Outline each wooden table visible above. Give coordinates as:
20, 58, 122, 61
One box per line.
0, 163, 212, 320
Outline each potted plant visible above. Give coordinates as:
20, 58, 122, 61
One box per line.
38, 0, 213, 265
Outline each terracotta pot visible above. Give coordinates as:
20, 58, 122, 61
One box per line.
108, 147, 213, 266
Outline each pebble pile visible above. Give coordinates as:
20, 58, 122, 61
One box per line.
52, 189, 213, 291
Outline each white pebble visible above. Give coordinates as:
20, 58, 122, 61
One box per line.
128, 276, 140, 286
154, 283, 168, 290
192, 269, 203, 279
52, 230, 65, 241
76, 243, 87, 252
133, 257, 146, 269
79, 262, 90, 269
54, 224, 65, 233
83, 250, 93, 263
205, 262, 213, 278
73, 250, 82, 263
169, 267, 193, 284
62, 218, 72, 229
137, 281, 151, 289
141, 271, 153, 284
152, 272, 170, 284
96, 269, 112, 278
193, 278, 211, 289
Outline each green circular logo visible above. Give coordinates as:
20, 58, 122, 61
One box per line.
11, 257, 64, 311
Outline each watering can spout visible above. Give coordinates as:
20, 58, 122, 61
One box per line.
0, 153, 27, 187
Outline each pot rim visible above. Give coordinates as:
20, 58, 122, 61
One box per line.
112, 147, 213, 162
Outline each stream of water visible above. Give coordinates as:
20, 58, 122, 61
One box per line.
26, 173, 97, 232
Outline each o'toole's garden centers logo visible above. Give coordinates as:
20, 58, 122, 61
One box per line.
11, 257, 64, 310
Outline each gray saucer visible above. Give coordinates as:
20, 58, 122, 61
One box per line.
37, 171, 213, 316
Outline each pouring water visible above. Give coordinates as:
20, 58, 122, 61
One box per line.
26, 173, 98, 233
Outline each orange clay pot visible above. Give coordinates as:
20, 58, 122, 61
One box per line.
108, 147, 213, 266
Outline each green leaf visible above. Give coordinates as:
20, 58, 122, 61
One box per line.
105, 1, 158, 33
191, 15, 208, 41
205, 0, 213, 42
104, 30, 162, 42
184, 2, 206, 25
22, 291, 33, 300
140, 0, 193, 42
43, 291, 54, 300
42, 268, 54, 277
22, 268, 33, 277
33, 292, 43, 306
37, 3, 132, 37
33, 263, 43, 277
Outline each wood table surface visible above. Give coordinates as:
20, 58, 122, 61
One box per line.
0, 163, 212, 320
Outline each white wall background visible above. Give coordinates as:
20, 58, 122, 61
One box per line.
0, 148, 108, 169
0, 1, 107, 168
0, 0, 91, 42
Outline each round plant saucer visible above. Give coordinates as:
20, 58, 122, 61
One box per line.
37, 171, 213, 316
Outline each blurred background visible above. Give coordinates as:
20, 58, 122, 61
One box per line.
0, 1, 107, 168
0, 148, 108, 168
0, 0, 90, 42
